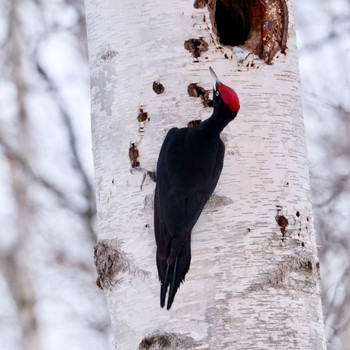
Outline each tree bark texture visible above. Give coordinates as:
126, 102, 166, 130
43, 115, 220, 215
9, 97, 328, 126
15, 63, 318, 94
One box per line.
85, 0, 325, 349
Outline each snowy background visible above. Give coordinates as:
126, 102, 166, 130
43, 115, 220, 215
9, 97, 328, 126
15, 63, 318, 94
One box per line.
0, 0, 349, 349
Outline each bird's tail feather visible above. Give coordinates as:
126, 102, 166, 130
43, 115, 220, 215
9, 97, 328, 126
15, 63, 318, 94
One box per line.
167, 257, 178, 310
160, 263, 170, 308
159, 239, 191, 310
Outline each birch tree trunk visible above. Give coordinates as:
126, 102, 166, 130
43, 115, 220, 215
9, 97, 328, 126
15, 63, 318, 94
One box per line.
85, 0, 325, 348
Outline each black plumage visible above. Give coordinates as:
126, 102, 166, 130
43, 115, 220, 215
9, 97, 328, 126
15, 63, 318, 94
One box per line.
154, 67, 240, 309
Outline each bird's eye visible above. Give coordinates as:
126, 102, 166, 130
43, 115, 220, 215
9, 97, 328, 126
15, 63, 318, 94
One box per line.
215, 91, 219, 96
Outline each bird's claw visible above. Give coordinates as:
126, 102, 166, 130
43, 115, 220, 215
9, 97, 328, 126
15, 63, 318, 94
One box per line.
130, 167, 156, 190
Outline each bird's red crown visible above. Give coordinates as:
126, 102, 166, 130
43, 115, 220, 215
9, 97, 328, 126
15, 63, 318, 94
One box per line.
217, 84, 240, 113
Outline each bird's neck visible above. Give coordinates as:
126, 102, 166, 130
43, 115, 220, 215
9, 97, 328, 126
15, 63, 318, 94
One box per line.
200, 110, 235, 135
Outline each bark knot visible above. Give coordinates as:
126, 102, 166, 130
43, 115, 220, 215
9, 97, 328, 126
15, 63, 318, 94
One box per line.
94, 240, 150, 290
138, 332, 201, 350
94, 241, 123, 290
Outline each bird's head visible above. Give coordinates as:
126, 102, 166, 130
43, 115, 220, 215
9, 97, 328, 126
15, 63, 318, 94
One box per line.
209, 66, 240, 119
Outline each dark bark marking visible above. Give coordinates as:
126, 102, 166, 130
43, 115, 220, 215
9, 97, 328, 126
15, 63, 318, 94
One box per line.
152, 81, 165, 94
187, 119, 202, 127
138, 332, 201, 350
137, 108, 148, 122
261, 0, 289, 64
275, 213, 289, 238
100, 49, 118, 61
187, 83, 213, 107
94, 242, 123, 290
184, 38, 209, 58
248, 256, 319, 292
129, 143, 140, 168
193, 0, 208, 9
139, 334, 171, 349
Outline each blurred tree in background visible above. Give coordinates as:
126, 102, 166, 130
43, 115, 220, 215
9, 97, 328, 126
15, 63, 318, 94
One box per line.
0, 1, 110, 349
296, 0, 350, 349
0, 0, 349, 349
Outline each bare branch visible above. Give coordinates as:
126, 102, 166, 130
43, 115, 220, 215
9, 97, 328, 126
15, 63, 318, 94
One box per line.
35, 61, 96, 241
0, 133, 84, 217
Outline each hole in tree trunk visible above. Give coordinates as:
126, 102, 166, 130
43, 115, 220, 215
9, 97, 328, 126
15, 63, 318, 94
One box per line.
208, 0, 288, 64
215, 0, 251, 46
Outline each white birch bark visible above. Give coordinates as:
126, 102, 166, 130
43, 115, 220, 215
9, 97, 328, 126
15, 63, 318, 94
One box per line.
85, 0, 325, 348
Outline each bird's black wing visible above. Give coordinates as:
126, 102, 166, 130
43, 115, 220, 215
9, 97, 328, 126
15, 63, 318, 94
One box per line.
155, 128, 189, 309
163, 138, 226, 309
154, 128, 179, 292
154, 129, 225, 309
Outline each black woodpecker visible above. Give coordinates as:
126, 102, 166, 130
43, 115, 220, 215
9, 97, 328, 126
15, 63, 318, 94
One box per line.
154, 67, 240, 310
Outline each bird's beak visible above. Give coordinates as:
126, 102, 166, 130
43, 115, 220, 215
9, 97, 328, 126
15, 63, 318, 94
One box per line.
209, 66, 222, 91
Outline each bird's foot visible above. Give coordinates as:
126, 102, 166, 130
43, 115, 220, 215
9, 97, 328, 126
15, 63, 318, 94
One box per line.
130, 167, 156, 190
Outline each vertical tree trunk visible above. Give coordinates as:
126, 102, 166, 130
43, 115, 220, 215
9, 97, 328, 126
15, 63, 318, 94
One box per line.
85, 0, 325, 348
